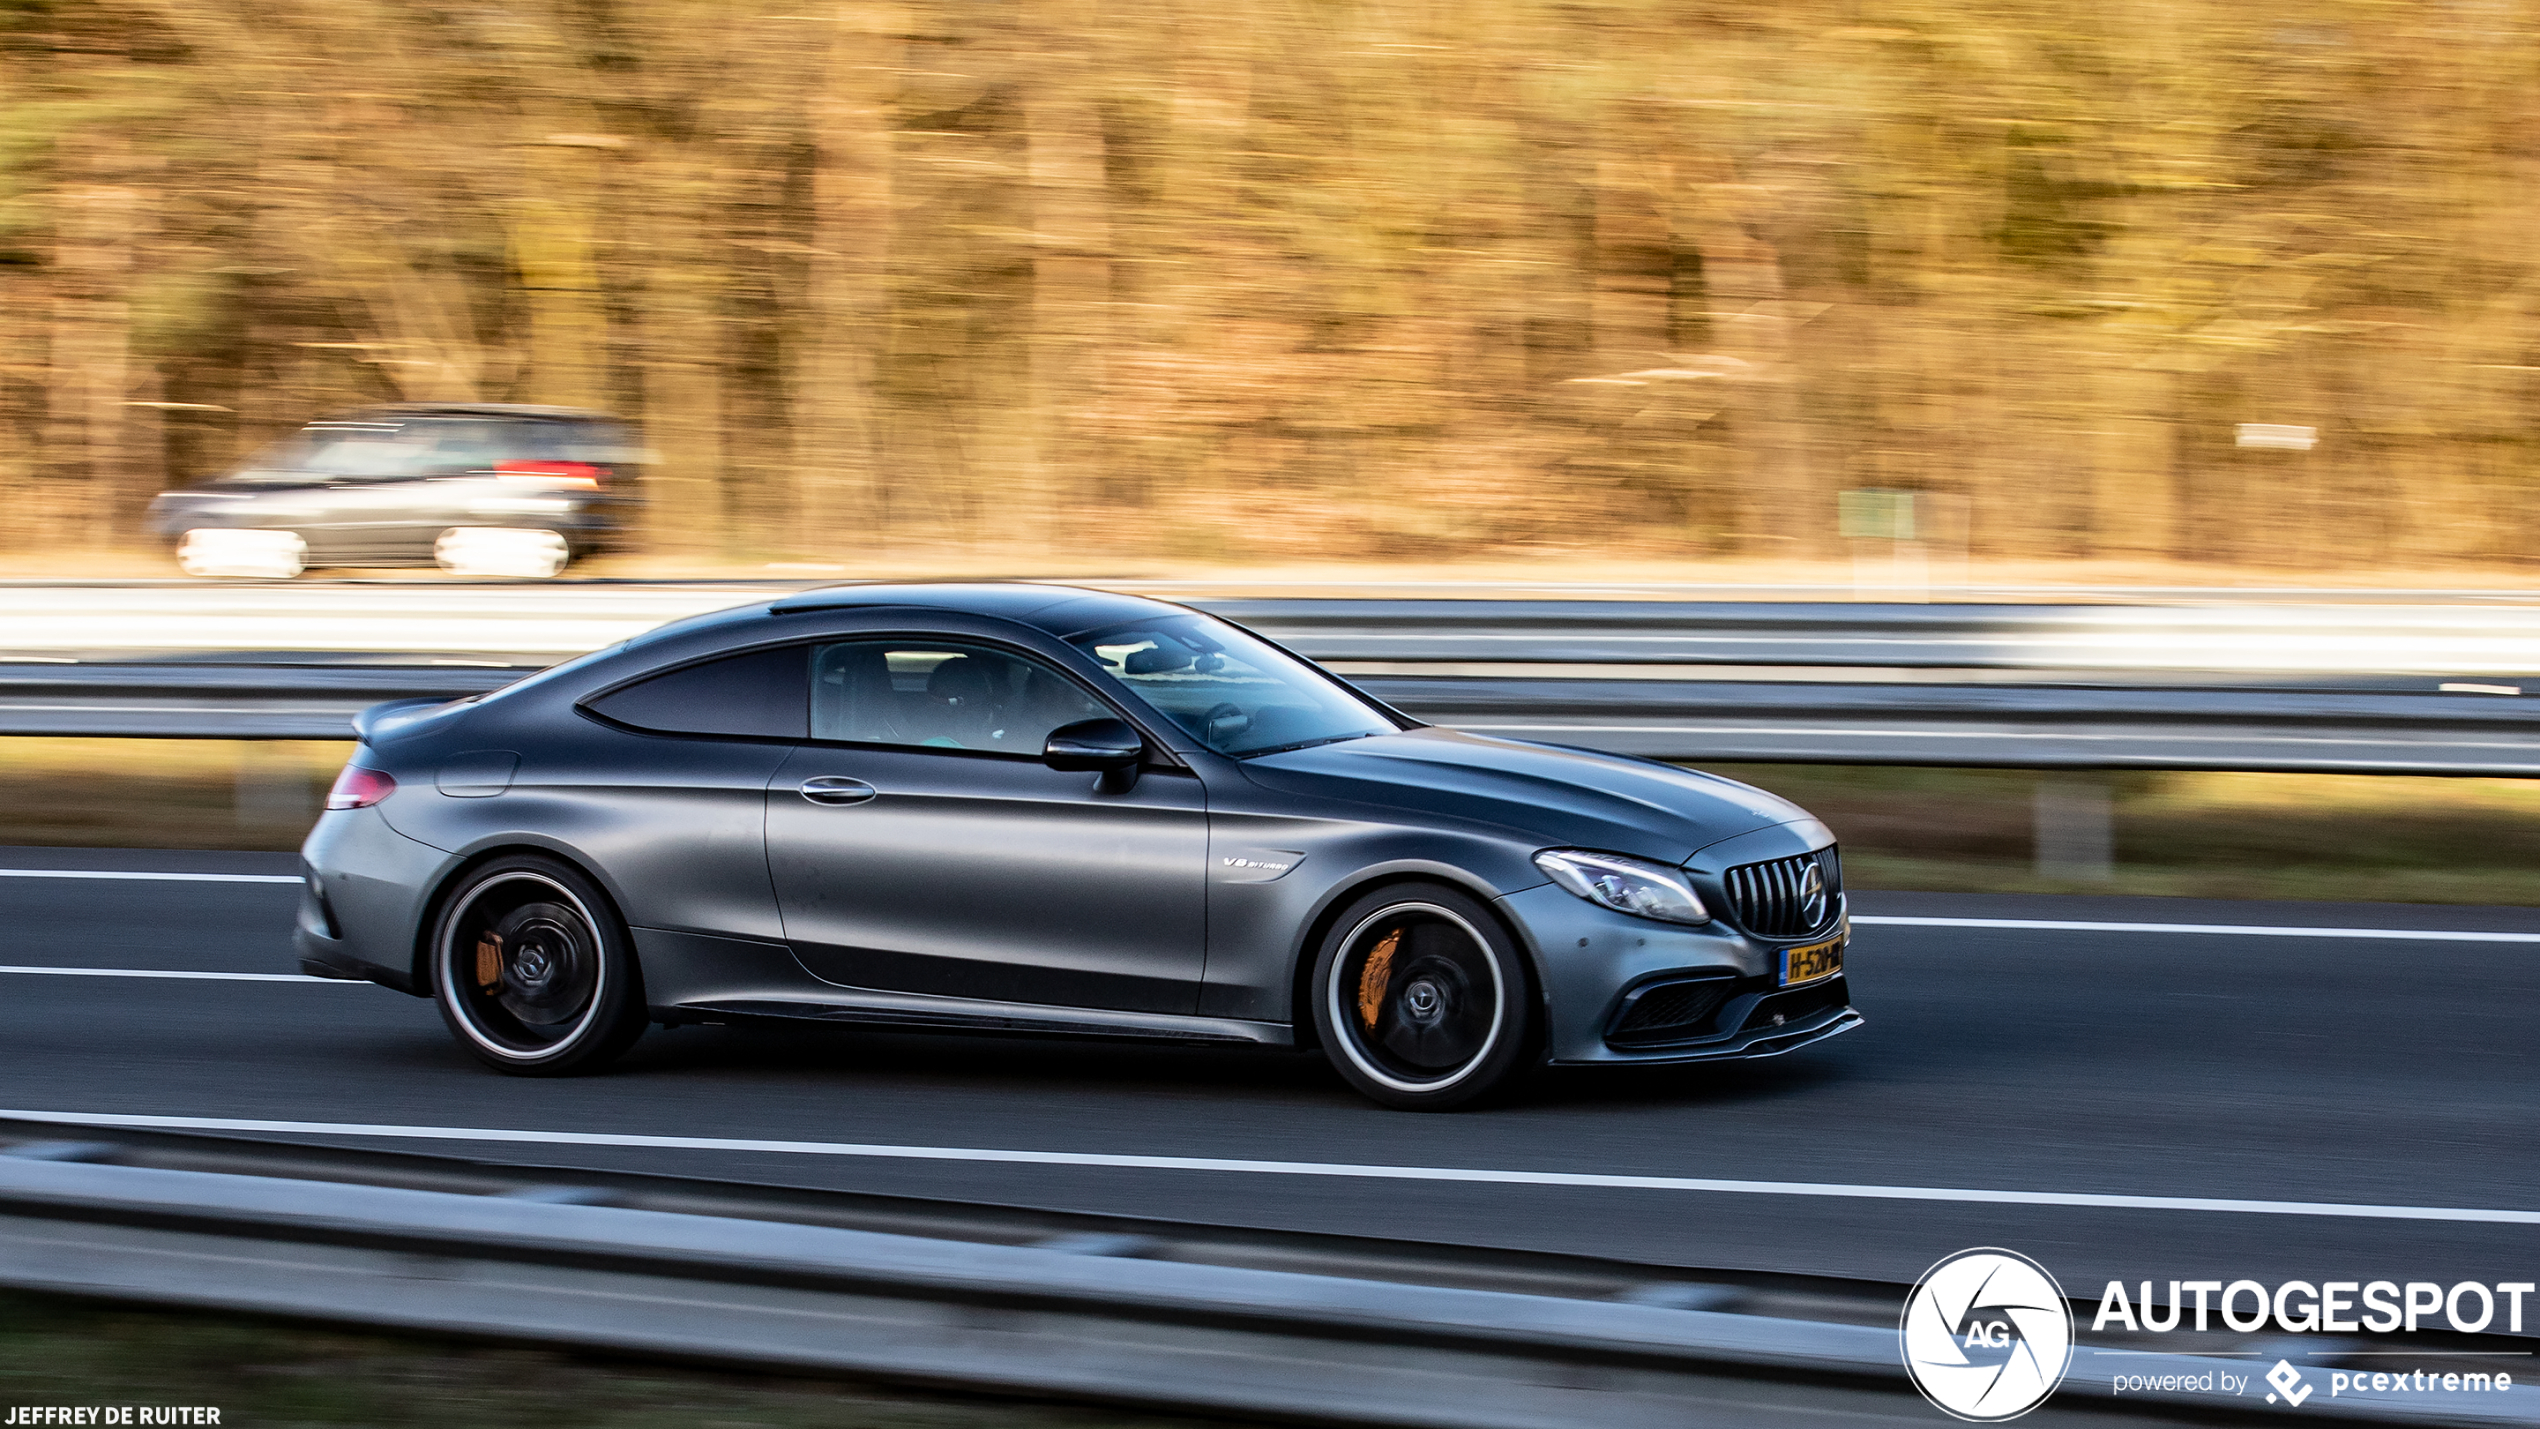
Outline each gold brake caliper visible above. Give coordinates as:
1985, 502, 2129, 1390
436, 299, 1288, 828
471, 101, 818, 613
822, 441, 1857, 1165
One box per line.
1355, 929, 1399, 1031
475, 932, 504, 990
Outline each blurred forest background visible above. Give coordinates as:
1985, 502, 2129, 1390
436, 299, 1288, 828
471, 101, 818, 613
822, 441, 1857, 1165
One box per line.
4, 0, 2538, 568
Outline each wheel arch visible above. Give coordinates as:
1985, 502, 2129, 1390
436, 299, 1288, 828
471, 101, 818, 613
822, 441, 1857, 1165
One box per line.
1284, 864, 1546, 1053
410, 839, 635, 995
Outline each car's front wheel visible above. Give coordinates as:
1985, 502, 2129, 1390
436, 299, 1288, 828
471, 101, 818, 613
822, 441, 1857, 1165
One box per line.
434, 526, 572, 578
1309, 882, 1537, 1111
429, 855, 646, 1075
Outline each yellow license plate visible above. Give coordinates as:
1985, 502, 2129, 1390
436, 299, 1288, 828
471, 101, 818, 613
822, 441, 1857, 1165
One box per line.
1780, 936, 1844, 987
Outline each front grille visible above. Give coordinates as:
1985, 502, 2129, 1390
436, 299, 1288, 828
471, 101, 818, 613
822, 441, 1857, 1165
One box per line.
1722, 848, 1841, 940
1608, 975, 1738, 1045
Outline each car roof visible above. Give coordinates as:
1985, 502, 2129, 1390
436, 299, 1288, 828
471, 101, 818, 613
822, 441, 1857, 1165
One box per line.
320, 403, 620, 423
763, 582, 1189, 635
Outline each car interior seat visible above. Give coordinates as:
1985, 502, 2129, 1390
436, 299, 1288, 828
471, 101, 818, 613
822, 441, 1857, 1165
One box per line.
813, 644, 909, 744
923, 655, 1003, 747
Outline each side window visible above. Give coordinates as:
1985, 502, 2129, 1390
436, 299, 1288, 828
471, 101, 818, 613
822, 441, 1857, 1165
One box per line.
496, 421, 573, 463
347, 417, 509, 482
583, 645, 809, 738
811, 640, 1109, 755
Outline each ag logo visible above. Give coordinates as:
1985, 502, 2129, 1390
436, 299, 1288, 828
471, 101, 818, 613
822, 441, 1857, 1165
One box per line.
1901, 1248, 2074, 1421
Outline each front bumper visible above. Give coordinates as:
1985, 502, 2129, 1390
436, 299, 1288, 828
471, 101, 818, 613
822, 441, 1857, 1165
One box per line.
1573, 994, 1863, 1066
1497, 882, 1861, 1066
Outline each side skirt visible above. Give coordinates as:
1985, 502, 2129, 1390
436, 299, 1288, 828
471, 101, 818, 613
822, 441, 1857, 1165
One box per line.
659, 996, 1294, 1048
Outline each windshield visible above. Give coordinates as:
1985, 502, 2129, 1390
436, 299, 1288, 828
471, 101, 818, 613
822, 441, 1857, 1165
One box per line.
227, 416, 622, 485
1070, 615, 1397, 756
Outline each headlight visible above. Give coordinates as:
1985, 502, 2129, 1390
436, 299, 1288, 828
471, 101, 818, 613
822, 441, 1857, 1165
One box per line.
1533, 849, 1709, 925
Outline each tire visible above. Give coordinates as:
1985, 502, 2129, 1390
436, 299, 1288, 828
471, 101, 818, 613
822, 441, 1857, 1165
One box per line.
429, 854, 646, 1075
1308, 882, 1537, 1111
175, 527, 306, 580
434, 526, 571, 578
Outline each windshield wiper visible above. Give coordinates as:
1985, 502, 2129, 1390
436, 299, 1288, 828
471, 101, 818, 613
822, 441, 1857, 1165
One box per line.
1232, 731, 1383, 759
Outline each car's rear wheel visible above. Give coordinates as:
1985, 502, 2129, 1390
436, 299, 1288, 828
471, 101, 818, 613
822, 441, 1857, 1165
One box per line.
430, 855, 645, 1075
1309, 882, 1536, 1111
176, 528, 306, 579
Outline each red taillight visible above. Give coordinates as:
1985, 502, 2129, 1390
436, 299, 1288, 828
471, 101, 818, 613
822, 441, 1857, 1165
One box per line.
325, 766, 396, 810
495, 459, 603, 488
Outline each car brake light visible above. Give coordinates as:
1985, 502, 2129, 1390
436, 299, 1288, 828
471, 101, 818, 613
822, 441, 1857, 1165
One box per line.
495, 459, 602, 489
326, 766, 397, 810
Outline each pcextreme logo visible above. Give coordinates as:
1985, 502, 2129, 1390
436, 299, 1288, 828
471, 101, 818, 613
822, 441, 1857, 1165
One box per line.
1901, 1248, 2076, 1421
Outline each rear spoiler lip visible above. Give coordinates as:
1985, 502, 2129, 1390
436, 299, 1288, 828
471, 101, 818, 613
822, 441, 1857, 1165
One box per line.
351, 696, 460, 745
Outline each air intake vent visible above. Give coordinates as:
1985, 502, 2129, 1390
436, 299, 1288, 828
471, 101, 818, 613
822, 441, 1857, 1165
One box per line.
1608, 975, 1738, 1046
1723, 848, 1841, 940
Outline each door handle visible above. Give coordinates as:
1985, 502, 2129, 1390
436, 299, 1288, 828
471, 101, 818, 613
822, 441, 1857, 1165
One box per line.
797, 776, 878, 806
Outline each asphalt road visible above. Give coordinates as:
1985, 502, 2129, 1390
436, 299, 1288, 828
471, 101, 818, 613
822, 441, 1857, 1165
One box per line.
5, 845, 2538, 1302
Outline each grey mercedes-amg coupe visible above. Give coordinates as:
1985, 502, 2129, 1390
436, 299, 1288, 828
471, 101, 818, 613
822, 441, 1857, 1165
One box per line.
297, 583, 1858, 1109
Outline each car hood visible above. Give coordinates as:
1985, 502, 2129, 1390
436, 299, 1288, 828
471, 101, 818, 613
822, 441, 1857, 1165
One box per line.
1237, 728, 1815, 864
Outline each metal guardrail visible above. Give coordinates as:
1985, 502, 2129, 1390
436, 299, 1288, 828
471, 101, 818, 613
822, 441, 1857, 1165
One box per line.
1208, 599, 2540, 677
10, 587, 2540, 674
1374, 676, 2540, 776
4, 594, 2540, 772
1, 1122, 2524, 1427
4, 659, 2538, 774
0, 661, 520, 740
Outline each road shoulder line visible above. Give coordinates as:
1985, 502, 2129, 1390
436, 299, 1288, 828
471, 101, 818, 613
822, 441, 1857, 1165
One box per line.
1853, 915, 2540, 942
0, 966, 342, 983
0, 868, 302, 884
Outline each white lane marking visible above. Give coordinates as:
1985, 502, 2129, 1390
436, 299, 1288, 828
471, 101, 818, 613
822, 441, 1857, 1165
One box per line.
0, 966, 344, 983
0, 869, 302, 885
8, 1110, 2540, 1226
1853, 915, 2540, 943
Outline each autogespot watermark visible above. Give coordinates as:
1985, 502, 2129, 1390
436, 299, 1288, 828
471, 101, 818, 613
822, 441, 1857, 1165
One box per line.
1902, 1248, 2076, 1421
2091, 1277, 2538, 1336
1901, 1250, 2535, 1420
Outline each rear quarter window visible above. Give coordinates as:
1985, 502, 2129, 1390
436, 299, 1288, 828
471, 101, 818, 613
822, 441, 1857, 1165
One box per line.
582, 644, 809, 739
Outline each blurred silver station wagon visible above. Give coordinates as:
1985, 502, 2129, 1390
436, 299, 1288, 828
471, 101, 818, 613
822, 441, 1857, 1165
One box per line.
149, 403, 646, 579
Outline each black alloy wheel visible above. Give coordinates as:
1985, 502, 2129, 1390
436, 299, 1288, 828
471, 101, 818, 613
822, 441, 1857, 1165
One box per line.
1309, 882, 1536, 1111
430, 854, 646, 1075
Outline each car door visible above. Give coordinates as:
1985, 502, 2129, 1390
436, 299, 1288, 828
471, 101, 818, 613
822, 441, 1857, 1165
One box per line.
766, 637, 1209, 1015
301, 473, 436, 563
307, 416, 514, 562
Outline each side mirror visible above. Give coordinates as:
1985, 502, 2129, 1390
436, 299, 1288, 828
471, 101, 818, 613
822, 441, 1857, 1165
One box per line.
1044, 717, 1145, 791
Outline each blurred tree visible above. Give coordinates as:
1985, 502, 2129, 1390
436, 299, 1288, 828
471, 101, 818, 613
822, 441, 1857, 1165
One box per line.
3, 0, 2538, 569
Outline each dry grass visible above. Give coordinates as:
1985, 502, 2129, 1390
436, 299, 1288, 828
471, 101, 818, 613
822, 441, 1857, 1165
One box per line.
0, 738, 349, 851
2, 740, 2534, 905
0, 1288, 1247, 1429
1714, 764, 2540, 905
